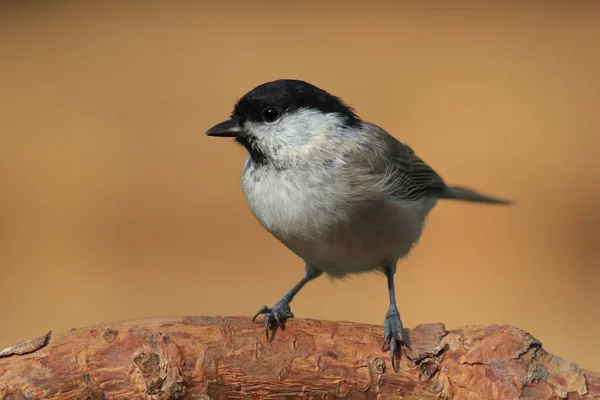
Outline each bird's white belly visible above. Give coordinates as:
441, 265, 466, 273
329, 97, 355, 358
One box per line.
242, 160, 436, 277
281, 199, 432, 276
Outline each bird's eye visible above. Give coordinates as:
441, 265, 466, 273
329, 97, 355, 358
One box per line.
262, 107, 279, 123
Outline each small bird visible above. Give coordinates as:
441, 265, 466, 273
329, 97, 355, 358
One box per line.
206, 79, 511, 371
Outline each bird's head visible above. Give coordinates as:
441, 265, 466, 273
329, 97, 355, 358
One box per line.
206, 79, 362, 166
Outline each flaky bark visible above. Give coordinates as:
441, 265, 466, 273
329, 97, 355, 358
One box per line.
0, 317, 597, 399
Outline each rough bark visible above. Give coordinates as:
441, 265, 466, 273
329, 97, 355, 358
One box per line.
0, 316, 597, 399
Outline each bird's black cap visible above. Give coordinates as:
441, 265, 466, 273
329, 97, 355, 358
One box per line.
231, 79, 362, 128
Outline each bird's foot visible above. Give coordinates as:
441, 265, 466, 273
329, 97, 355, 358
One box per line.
382, 305, 411, 372
252, 298, 294, 341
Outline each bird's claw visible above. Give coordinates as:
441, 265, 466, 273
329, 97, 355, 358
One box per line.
252, 305, 270, 323
382, 307, 410, 372
252, 299, 294, 341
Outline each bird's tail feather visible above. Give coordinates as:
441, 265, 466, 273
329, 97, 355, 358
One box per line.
439, 185, 513, 205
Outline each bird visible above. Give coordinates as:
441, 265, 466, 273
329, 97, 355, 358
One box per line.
205, 79, 511, 371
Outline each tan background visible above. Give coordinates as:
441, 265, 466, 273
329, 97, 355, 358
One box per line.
1, 0, 599, 372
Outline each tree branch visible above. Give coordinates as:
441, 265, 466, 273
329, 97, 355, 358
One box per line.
0, 317, 597, 399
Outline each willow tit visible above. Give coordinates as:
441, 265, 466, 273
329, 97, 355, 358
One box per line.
206, 79, 511, 371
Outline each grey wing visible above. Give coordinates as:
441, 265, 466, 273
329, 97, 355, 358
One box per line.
399, 142, 447, 198
347, 122, 447, 201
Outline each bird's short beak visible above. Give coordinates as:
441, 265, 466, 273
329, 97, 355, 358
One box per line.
205, 118, 242, 138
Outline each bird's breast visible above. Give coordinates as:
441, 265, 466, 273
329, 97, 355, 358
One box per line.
240, 159, 436, 275
241, 162, 350, 240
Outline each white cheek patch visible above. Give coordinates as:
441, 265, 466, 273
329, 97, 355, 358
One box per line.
244, 109, 347, 162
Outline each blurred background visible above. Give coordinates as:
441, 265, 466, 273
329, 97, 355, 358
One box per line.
1, 0, 599, 372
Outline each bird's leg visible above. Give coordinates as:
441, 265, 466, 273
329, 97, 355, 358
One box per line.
382, 263, 411, 372
252, 263, 322, 341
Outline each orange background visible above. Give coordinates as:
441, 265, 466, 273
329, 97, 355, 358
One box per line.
1, 1, 599, 372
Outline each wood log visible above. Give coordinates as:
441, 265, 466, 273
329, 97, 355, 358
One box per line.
0, 316, 597, 399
